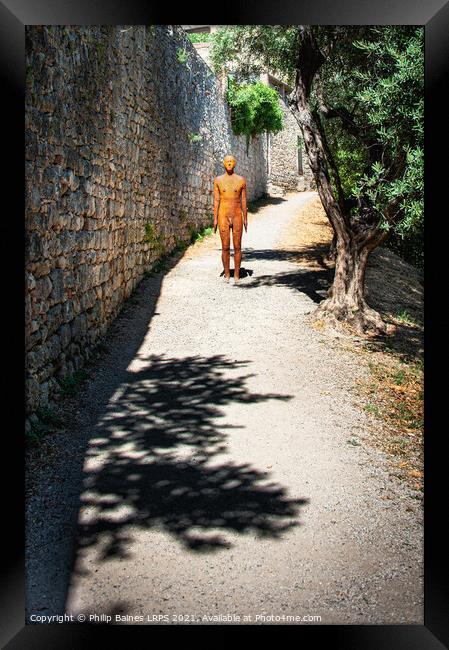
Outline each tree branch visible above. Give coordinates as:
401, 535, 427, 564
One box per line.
315, 81, 362, 139
312, 106, 346, 214
314, 80, 384, 167
295, 26, 326, 97
320, 26, 345, 58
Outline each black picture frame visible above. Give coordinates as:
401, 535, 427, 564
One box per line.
3, 0, 448, 647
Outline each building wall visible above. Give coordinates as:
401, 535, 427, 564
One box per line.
25, 25, 267, 413
183, 33, 316, 195
267, 97, 316, 194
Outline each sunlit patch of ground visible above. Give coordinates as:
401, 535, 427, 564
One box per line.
279, 195, 424, 493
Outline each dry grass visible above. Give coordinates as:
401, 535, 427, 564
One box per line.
354, 352, 423, 491
281, 196, 335, 270
280, 195, 424, 492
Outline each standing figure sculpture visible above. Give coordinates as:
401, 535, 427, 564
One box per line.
213, 155, 248, 284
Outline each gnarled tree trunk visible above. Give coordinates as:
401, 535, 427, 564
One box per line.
289, 26, 388, 334
326, 230, 337, 261
317, 232, 387, 332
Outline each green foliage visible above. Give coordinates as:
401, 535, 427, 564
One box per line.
95, 41, 107, 65
343, 27, 424, 267
58, 368, 88, 397
319, 27, 423, 265
147, 221, 213, 276
26, 426, 41, 447
176, 47, 189, 64
213, 25, 424, 268
364, 402, 381, 417
325, 125, 368, 199
226, 78, 283, 151
144, 218, 214, 278
144, 222, 165, 254
26, 419, 47, 447
35, 406, 64, 426
362, 357, 424, 449
147, 25, 156, 39
393, 310, 419, 326
26, 406, 65, 447
188, 132, 203, 144
210, 25, 298, 84
187, 32, 212, 43
210, 28, 239, 75
189, 224, 214, 243
150, 257, 170, 274
197, 226, 214, 240
350, 27, 424, 236
385, 228, 423, 270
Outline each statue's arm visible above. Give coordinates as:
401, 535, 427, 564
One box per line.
213, 178, 220, 232
241, 178, 248, 232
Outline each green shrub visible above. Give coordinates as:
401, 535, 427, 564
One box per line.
58, 368, 88, 397
188, 132, 203, 144
144, 222, 165, 254
226, 78, 283, 152
26, 406, 64, 447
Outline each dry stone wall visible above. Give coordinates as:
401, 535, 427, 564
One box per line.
186, 40, 315, 195
25, 25, 267, 413
268, 98, 315, 194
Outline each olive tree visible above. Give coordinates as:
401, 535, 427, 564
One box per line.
211, 25, 424, 333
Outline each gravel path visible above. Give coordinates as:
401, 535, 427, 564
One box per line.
26, 192, 423, 625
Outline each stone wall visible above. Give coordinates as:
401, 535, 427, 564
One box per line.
267, 97, 315, 194
184, 37, 316, 195
25, 25, 268, 413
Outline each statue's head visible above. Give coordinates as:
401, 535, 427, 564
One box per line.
223, 155, 236, 172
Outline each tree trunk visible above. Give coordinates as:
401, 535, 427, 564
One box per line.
317, 238, 386, 333
327, 231, 337, 261
288, 26, 387, 334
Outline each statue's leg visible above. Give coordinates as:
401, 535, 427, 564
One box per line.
232, 222, 243, 281
219, 222, 231, 279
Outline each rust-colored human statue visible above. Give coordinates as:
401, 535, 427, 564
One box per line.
213, 155, 248, 283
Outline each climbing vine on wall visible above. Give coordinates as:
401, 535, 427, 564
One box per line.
226, 77, 283, 152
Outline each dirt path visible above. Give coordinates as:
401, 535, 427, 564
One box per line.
27, 192, 423, 625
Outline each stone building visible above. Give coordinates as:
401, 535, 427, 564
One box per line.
182, 25, 315, 195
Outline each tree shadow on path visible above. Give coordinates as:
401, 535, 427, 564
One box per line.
247, 195, 287, 214
71, 353, 307, 582
240, 247, 333, 304
27, 252, 308, 619
241, 244, 423, 361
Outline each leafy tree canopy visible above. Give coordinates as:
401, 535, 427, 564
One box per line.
211, 25, 423, 266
